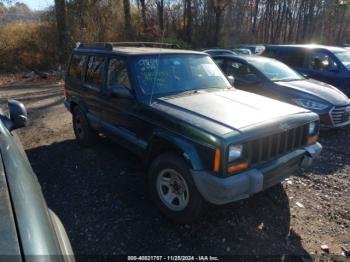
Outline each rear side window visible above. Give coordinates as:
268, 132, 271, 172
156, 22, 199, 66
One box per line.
68, 54, 86, 81
85, 56, 105, 87
281, 49, 306, 67
263, 47, 279, 58
107, 58, 131, 90
265, 48, 306, 68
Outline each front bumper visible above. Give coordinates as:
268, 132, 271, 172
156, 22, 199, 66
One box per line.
192, 142, 322, 205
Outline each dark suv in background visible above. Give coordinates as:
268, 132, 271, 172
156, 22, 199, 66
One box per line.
64, 42, 322, 223
263, 45, 350, 96
0, 100, 74, 260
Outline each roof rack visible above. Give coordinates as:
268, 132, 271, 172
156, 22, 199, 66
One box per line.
77, 42, 180, 50
77, 42, 113, 50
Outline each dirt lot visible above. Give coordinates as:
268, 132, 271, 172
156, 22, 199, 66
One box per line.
0, 76, 349, 257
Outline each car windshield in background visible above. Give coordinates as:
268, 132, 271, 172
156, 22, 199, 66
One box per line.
207, 51, 236, 56
131, 54, 231, 96
250, 59, 304, 82
334, 51, 350, 68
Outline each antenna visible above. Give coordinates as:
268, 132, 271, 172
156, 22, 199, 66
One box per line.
149, 29, 166, 105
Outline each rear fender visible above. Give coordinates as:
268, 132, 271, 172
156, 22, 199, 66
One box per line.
67, 96, 89, 114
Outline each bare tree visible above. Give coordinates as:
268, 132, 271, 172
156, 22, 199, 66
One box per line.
139, 0, 148, 33
156, 0, 164, 33
54, 0, 67, 64
123, 0, 133, 39
182, 0, 192, 42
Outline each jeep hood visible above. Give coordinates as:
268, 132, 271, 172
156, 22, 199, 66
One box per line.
275, 79, 349, 105
153, 89, 309, 134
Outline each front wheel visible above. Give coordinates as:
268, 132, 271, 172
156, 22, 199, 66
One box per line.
148, 152, 204, 224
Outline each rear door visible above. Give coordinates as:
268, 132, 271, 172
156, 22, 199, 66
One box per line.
82, 54, 107, 120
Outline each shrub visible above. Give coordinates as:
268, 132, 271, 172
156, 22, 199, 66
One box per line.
0, 21, 58, 72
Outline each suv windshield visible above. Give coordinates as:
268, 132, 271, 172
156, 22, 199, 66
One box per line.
334, 51, 350, 68
250, 59, 304, 82
131, 54, 231, 97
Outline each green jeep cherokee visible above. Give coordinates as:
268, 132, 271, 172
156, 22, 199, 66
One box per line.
64, 42, 322, 224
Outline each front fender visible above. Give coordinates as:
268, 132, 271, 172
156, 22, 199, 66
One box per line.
147, 131, 204, 171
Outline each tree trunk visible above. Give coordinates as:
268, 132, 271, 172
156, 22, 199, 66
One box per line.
251, 0, 260, 34
139, 0, 147, 33
54, 0, 67, 65
157, 0, 164, 33
123, 0, 133, 39
185, 0, 192, 42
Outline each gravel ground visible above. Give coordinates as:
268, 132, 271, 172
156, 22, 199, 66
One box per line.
0, 76, 349, 258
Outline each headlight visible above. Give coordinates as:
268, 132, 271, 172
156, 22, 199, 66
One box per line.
307, 121, 319, 144
309, 122, 316, 135
228, 144, 243, 162
292, 99, 329, 111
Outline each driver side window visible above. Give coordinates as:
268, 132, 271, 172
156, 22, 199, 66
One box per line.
226, 61, 259, 82
107, 58, 131, 91
308, 51, 338, 72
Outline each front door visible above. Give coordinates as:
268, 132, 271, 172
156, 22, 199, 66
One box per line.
306, 50, 341, 87
224, 59, 266, 93
100, 56, 150, 152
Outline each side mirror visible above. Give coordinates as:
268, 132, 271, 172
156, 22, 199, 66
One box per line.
8, 100, 27, 131
110, 84, 133, 99
227, 75, 235, 86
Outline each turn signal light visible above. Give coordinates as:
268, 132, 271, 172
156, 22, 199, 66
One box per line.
213, 148, 221, 172
227, 162, 249, 173
307, 135, 318, 145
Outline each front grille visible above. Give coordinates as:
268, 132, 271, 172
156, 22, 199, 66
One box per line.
248, 124, 309, 165
331, 105, 350, 125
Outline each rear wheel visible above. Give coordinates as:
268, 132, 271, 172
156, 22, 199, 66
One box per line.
72, 107, 98, 147
148, 152, 204, 224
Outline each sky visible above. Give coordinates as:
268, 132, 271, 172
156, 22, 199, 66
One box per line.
16, 0, 54, 11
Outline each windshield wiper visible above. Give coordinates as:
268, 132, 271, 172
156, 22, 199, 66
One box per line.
198, 86, 232, 91
274, 78, 303, 82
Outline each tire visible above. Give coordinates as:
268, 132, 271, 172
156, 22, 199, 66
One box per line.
148, 152, 204, 224
72, 107, 98, 147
